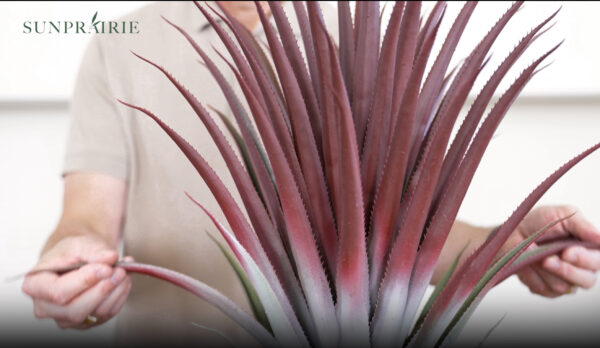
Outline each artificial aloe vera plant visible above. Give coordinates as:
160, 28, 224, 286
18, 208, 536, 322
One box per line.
113, 1, 600, 347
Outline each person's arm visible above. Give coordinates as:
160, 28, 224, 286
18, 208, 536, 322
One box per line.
22, 173, 133, 329
434, 205, 600, 297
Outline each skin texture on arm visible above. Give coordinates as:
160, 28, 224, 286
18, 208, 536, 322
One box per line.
435, 206, 600, 297
218, 1, 270, 31
22, 173, 133, 329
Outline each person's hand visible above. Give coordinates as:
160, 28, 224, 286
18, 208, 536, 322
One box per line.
506, 205, 600, 298
21, 234, 133, 329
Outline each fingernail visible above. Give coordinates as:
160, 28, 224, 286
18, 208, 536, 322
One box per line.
96, 267, 111, 279
564, 251, 579, 263
546, 256, 560, 271
110, 269, 125, 285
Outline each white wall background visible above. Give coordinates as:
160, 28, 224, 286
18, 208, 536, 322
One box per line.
1, 1, 599, 346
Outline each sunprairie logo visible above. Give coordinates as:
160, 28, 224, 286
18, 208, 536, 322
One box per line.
23, 11, 139, 34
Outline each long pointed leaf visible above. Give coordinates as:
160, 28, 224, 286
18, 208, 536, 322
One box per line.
128, 54, 305, 320
366, 4, 443, 306
409, 2, 479, 167
207, 232, 271, 331
408, 243, 469, 342
433, 7, 557, 209
359, 1, 405, 212
321, 23, 371, 347
227, 61, 339, 348
306, 1, 342, 225
293, 2, 322, 107
186, 196, 310, 348
414, 140, 600, 345
352, 1, 380, 149
117, 100, 313, 344
269, 2, 323, 156
402, 6, 553, 336
497, 238, 599, 284
161, 17, 289, 259
435, 215, 572, 347
116, 261, 278, 347
256, 3, 338, 275
337, 1, 354, 101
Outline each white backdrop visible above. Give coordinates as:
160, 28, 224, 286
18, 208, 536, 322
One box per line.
1, 1, 600, 346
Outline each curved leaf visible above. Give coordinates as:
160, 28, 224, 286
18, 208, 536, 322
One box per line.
115, 261, 277, 347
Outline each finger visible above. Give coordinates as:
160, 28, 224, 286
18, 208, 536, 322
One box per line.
86, 249, 119, 265
108, 280, 131, 318
562, 246, 600, 271
559, 207, 600, 244
25, 264, 113, 305
55, 319, 74, 329
543, 255, 597, 289
121, 256, 134, 263
532, 266, 565, 298
22, 272, 58, 298
517, 267, 555, 297
536, 262, 573, 293
94, 271, 131, 320
35, 255, 83, 270
33, 272, 123, 326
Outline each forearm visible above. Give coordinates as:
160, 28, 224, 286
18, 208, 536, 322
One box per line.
431, 220, 492, 284
41, 219, 117, 256
41, 173, 127, 256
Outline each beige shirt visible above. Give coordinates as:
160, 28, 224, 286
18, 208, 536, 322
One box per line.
64, 1, 337, 346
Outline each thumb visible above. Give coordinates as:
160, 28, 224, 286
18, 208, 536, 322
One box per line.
86, 249, 119, 265
73, 236, 119, 265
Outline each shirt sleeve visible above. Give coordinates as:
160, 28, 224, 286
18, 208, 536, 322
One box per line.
62, 36, 129, 181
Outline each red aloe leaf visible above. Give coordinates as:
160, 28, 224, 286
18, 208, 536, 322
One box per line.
353, 1, 362, 45
306, 1, 342, 222
116, 261, 278, 348
408, 242, 469, 344
191, 2, 264, 112
352, 1, 380, 149
207, 4, 316, 223
255, 2, 338, 275
117, 100, 317, 343
183, 37, 285, 237
210, 3, 288, 123
496, 238, 599, 284
189, 40, 290, 255
433, 7, 558, 209
337, 1, 354, 101
227, 59, 339, 348
366, 2, 442, 305
206, 3, 292, 144
292, 2, 322, 107
387, 0, 422, 157
201, 6, 288, 158
407, 52, 555, 340
206, 232, 270, 331
358, 1, 405, 212
375, 9, 547, 343
432, 215, 572, 347
184, 196, 310, 347
402, 4, 552, 334
320, 22, 370, 346
211, 107, 262, 200
415, 2, 446, 62
409, 2, 479, 165
415, 140, 600, 344
128, 53, 302, 309
269, 2, 323, 156
410, 42, 561, 321
116, 101, 259, 276
161, 16, 274, 183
